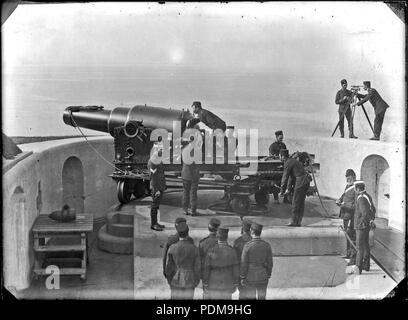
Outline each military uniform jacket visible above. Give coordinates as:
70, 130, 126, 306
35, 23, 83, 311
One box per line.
335, 88, 353, 113
163, 233, 194, 276
354, 191, 376, 230
199, 233, 218, 274
240, 238, 273, 285
356, 88, 389, 115
196, 108, 226, 131
233, 233, 252, 263
269, 141, 287, 157
339, 184, 356, 220
281, 158, 311, 191
165, 239, 201, 288
148, 160, 166, 191
202, 242, 239, 291
181, 162, 200, 182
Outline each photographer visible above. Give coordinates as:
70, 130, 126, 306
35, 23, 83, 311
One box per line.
352, 81, 390, 141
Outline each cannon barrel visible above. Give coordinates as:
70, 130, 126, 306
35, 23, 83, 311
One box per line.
63, 105, 193, 136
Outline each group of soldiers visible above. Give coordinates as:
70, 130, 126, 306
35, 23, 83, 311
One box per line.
336, 170, 376, 274
147, 101, 227, 230
335, 79, 390, 141
162, 217, 273, 300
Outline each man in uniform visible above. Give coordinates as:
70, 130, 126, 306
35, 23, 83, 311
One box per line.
335, 79, 357, 139
353, 180, 376, 274
353, 81, 390, 140
189, 101, 227, 132
240, 222, 273, 300
280, 152, 312, 226
278, 149, 294, 204
182, 160, 200, 216
202, 227, 239, 299
165, 222, 201, 299
162, 217, 194, 278
336, 169, 357, 265
233, 218, 252, 299
269, 130, 288, 158
199, 217, 221, 298
147, 147, 167, 231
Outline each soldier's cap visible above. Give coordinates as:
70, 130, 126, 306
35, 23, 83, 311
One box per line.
176, 221, 189, 233
242, 218, 252, 232
279, 149, 289, 157
353, 180, 365, 188
363, 81, 371, 87
209, 218, 221, 229
217, 227, 229, 239
192, 101, 202, 108
174, 217, 187, 226
345, 169, 356, 177
250, 222, 263, 233
340, 79, 347, 85
275, 130, 283, 136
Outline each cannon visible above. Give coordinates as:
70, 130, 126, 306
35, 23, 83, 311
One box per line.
63, 104, 288, 214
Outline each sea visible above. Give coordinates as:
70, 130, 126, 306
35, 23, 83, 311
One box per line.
2, 65, 403, 142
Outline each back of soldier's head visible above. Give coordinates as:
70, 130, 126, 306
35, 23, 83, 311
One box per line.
217, 227, 229, 241
250, 222, 263, 237
176, 221, 189, 238
208, 218, 221, 233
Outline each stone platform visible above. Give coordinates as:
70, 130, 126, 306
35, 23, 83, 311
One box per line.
98, 189, 348, 256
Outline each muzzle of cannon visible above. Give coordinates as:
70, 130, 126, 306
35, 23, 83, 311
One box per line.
63, 105, 193, 137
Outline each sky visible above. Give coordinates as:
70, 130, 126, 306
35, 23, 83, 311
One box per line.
1, 2, 405, 140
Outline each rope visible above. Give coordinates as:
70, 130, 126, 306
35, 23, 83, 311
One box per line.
308, 163, 333, 218
69, 111, 132, 176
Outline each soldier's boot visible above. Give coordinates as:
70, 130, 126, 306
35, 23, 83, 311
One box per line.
184, 207, 191, 215
339, 127, 345, 138
349, 129, 358, 139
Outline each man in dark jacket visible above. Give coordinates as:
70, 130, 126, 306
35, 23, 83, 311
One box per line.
335, 79, 357, 139
233, 218, 252, 299
280, 152, 312, 226
162, 217, 194, 278
336, 169, 357, 265
269, 130, 288, 158
148, 147, 167, 231
165, 222, 201, 299
354, 81, 390, 140
353, 180, 376, 274
189, 101, 227, 132
182, 161, 200, 216
199, 218, 221, 298
203, 227, 239, 300
240, 222, 273, 300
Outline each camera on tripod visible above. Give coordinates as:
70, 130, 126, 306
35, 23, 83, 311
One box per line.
350, 85, 363, 94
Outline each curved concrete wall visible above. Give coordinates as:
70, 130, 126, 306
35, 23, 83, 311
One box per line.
3, 136, 116, 291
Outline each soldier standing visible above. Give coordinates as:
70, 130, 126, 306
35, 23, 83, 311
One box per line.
269, 130, 288, 158
202, 227, 239, 300
165, 222, 201, 299
336, 169, 357, 265
240, 223, 273, 300
162, 217, 194, 278
335, 79, 357, 139
353, 81, 390, 140
182, 161, 200, 216
199, 218, 221, 299
147, 148, 166, 231
233, 218, 252, 299
279, 152, 312, 226
353, 180, 376, 274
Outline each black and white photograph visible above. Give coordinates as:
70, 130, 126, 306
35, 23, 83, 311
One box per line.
2, 1, 406, 303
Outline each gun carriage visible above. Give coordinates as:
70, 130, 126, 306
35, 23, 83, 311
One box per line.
63, 105, 286, 214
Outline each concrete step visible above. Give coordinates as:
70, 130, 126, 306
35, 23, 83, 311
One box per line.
106, 211, 134, 225
107, 222, 133, 238
98, 224, 133, 255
